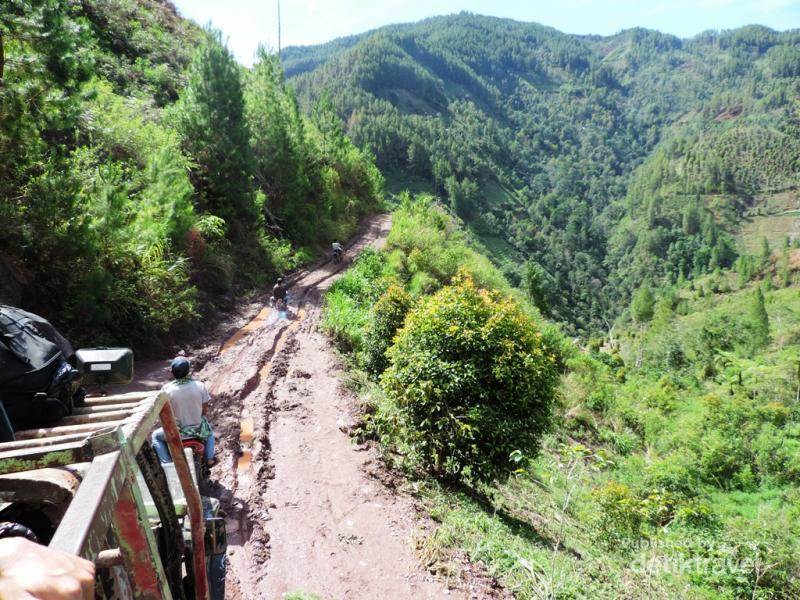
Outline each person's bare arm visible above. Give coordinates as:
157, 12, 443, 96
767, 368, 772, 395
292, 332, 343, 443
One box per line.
0, 537, 94, 600
201, 382, 211, 418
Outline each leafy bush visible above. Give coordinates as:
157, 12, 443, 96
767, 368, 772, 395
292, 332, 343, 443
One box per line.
381, 271, 560, 483
320, 288, 371, 353
563, 353, 614, 413
363, 284, 414, 376
591, 481, 645, 544
13, 78, 200, 347
387, 195, 509, 293
644, 454, 702, 498
599, 427, 639, 456
684, 517, 800, 599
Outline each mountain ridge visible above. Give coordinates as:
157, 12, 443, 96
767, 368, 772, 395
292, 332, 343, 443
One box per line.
282, 13, 800, 333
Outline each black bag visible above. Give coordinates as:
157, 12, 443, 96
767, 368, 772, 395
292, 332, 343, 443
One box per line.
0, 305, 82, 431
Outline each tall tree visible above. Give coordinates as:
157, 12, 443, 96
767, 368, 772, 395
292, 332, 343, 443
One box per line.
245, 47, 310, 236
631, 282, 655, 324
174, 29, 254, 229
0, 0, 89, 200
524, 262, 549, 313
749, 286, 770, 350
759, 237, 772, 270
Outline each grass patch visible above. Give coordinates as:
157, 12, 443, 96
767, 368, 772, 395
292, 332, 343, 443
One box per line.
738, 213, 800, 253
480, 179, 517, 207
284, 592, 322, 600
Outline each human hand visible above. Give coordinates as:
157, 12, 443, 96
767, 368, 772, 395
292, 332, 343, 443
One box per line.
0, 537, 94, 600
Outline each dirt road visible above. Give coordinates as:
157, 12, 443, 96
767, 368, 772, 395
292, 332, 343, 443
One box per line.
159, 215, 467, 599
125, 215, 504, 598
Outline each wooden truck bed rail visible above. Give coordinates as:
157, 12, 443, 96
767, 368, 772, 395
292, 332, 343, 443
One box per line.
0, 391, 209, 600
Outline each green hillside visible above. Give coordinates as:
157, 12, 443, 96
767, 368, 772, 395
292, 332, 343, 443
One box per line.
7, 4, 800, 597
325, 196, 800, 599
298, 14, 800, 598
0, 0, 382, 348
284, 14, 800, 334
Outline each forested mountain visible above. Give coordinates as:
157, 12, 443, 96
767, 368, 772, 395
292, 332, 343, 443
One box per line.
283, 13, 800, 333
0, 0, 381, 348
6, 5, 800, 597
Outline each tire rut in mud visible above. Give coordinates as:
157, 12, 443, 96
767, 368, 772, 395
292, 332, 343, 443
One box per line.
201, 216, 393, 596
178, 215, 505, 599
203, 317, 300, 595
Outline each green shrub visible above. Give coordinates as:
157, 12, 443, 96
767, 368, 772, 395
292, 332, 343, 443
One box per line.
407, 271, 439, 296
381, 271, 560, 483
591, 481, 645, 544
599, 428, 639, 455
686, 517, 800, 598
327, 248, 387, 304
644, 453, 701, 498
564, 353, 614, 413
641, 377, 677, 413
753, 425, 791, 485
698, 430, 753, 490
387, 195, 509, 293
320, 289, 370, 353
194, 246, 235, 295
672, 497, 716, 528
363, 284, 414, 376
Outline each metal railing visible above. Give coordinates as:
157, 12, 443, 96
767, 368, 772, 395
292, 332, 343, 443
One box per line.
0, 392, 209, 600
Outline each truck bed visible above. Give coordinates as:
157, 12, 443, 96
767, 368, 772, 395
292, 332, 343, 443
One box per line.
0, 390, 212, 599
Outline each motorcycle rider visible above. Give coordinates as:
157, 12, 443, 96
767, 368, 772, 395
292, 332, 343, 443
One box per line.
331, 241, 344, 263
151, 357, 215, 466
272, 277, 288, 309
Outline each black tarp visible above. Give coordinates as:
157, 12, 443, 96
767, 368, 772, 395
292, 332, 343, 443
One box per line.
0, 305, 73, 387
0, 305, 78, 430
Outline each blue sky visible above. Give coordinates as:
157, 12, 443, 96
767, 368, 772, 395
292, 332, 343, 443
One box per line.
172, 0, 800, 65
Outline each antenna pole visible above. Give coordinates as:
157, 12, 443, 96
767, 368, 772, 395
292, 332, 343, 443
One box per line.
277, 0, 281, 59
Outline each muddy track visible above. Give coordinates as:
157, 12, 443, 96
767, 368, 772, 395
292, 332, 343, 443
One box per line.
131, 215, 506, 599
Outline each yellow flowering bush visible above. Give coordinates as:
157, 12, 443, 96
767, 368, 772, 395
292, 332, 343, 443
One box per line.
381, 270, 560, 483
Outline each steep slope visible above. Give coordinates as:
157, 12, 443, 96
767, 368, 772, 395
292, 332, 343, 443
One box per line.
321, 197, 800, 599
1, 0, 381, 349
283, 14, 800, 333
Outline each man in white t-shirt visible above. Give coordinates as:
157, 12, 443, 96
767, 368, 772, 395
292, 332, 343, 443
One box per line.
332, 241, 343, 262
151, 357, 215, 465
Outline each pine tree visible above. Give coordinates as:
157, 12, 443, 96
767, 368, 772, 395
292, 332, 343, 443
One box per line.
0, 0, 89, 199
759, 237, 772, 269
245, 47, 311, 238
631, 282, 655, 323
175, 29, 255, 229
749, 286, 770, 350
682, 201, 701, 235
524, 262, 549, 313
